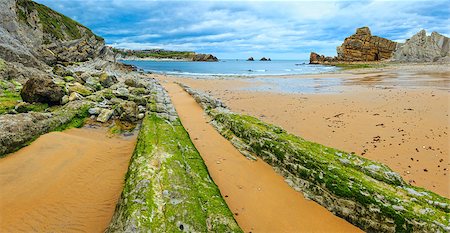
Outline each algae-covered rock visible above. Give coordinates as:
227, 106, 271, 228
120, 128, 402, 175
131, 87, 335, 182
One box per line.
68, 82, 92, 96
0, 100, 92, 156
107, 114, 241, 233
107, 80, 241, 232
182, 84, 450, 233
99, 73, 117, 88
97, 109, 113, 123
118, 100, 137, 122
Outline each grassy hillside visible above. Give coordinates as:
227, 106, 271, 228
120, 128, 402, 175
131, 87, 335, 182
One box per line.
16, 0, 103, 43
113, 48, 196, 59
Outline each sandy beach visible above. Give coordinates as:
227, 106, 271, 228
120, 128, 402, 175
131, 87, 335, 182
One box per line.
162, 82, 362, 232
0, 127, 136, 232
155, 63, 450, 198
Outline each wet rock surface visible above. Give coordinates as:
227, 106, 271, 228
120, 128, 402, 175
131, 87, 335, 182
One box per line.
107, 79, 241, 233
181, 84, 450, 233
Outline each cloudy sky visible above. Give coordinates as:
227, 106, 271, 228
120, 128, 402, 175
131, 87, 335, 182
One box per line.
35, 0, 449, 59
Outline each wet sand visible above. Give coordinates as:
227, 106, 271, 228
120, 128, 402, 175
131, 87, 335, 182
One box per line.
0, 127, 136, 232
162, 82, 362, 233
155, 66, 450, 198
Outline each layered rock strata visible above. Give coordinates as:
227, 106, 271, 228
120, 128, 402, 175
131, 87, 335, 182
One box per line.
107, 80, 241, 232
181, 84, 450, 233
310, 27, 397, 64
394, 30, 450, 62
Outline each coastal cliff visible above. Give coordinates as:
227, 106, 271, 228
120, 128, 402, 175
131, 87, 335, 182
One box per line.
0, 0, 111, 67
310, 26, 450, 64
114, 48, 219, 62
394, 30, 450, 62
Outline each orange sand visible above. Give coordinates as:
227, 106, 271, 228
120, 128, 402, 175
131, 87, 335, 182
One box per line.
0, 127, 136, 232
156, 68, 450, 198
163, 82, 362, 233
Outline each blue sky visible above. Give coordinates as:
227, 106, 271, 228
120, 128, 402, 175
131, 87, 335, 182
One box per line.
35, 0, 449, 59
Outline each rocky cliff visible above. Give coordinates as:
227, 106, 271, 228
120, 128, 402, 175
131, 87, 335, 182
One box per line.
310, 27, 397, 64
0, 0, 110, 67
393, 30, 450, 62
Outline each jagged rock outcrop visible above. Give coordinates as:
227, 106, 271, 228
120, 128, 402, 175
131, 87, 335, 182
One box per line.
310, 27, 397, 64
0, 0, 111, 67
247, 57, 254, 61
192, 53, 218, 62
337, 27, 397, 61
394, 30, 450, 62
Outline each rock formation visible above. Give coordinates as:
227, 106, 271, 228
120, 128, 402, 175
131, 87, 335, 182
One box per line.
20, 77, 64, 104
247, 57, 254, 61
191, 53, 219, 62
260, 57, 271, 61
0, 0, 111, 68
393, 30, 450, 62
310, 27, 397, 64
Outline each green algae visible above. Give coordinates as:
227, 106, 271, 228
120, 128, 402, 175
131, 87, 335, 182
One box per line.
107, 113, 242, 232
209, 110, 449, 232
0, 90, 21, 114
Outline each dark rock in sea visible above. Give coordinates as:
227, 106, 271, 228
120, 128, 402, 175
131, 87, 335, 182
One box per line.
247, 57, 254, 61
260, 57, 269, 61
192, 54, 218, 62
20, 77, 64, 105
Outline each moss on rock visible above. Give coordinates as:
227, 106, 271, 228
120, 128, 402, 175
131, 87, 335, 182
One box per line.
182, 84, 450, 233
107, 114, 241, 232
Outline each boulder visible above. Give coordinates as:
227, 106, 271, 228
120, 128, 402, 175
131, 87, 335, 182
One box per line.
99, 73, 117, 88
260, 57, 270, 61
393, 30, 450, 62
97, 109, 114, 123
68, 92, 83, 101
20, 77, 64, 105
88, 107, 101, 115
68, 82, 92, 96
247, 57, 254, 61
118, 101, 138, 122
114, 87, 130, 99
85, 76, 101, 90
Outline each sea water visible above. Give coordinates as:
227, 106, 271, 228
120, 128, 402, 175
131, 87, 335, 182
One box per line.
121, 59, 338, 76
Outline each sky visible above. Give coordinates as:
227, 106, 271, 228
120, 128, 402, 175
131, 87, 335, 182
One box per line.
35, 0, 450, 59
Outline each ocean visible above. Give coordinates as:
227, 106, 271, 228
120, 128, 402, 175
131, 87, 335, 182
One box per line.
121, 59, 338, 76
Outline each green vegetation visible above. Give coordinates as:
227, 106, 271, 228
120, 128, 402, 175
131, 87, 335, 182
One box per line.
334, 63, 387, 70
113, 48, 195, 59
209, 110, 449, 232
107, 113, 241, 232
52, 104, 90, 131
16, 0, 104, 43
0, 90, 21, 114
0, 101, 92, 157
0, 58, 6, 72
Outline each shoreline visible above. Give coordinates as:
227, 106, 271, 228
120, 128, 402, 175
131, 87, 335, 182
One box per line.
154, 62, 450, 197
